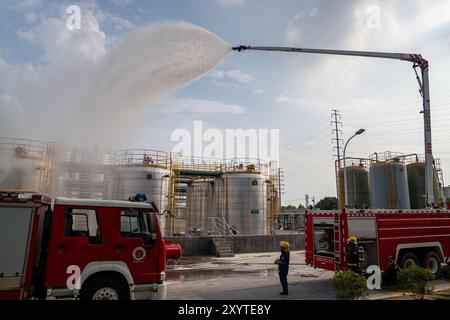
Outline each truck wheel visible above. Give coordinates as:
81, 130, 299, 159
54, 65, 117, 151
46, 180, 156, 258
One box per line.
423, 251, 442, 275
80, 276, 130, 300
400, 252, 418, 269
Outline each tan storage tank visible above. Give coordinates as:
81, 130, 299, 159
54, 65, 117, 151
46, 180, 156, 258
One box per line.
407, 162, 443, 208
338, 164, 370, 209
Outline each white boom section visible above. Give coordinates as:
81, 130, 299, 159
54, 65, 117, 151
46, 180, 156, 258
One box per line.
233, 45, 434, 207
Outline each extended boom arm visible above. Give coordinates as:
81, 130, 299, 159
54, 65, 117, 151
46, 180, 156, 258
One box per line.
232, 45, 435, 207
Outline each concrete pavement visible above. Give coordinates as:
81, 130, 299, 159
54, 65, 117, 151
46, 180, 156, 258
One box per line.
165, 250, 450, 300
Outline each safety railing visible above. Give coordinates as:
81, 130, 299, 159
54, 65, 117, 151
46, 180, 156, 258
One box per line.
117, 149, 168, 168
171, 155, 223, 172
62, 147, 118, 165
223, 158, 266, 174
209, 217, 239, 251
0, 138, 46, 160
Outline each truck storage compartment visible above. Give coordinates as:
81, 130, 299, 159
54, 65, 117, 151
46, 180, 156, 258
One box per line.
0, 206, 34, 294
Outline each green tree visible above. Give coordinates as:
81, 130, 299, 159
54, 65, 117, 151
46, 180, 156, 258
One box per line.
397, 266, 435, 300
331, 271, 368, 300
316, 197, 338, 210
280, 205, 297, 213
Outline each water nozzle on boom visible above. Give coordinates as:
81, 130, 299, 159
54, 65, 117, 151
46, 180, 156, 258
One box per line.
232, 45, 251, 52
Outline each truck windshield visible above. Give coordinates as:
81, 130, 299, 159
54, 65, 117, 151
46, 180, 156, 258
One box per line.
120, 210, 155, 240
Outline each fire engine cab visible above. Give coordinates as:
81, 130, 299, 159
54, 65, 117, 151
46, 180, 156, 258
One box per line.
305, 208, 450, 276
0, 190, 181, 300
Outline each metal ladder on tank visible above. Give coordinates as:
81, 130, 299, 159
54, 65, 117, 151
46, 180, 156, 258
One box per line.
435, 159, 446, 203
210, 217, 238, 257
386, 164, 397, 209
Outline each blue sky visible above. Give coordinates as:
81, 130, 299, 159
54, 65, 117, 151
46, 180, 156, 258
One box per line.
1, 0, 450, 206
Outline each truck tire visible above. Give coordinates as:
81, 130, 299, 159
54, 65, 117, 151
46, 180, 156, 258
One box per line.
80, 275, 130, 300
423, 251, 442, 275
399, 252, 419, 269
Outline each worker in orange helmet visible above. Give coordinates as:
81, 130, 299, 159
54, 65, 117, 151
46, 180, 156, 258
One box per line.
347, 236, 360, 273
274, 241, 290, 295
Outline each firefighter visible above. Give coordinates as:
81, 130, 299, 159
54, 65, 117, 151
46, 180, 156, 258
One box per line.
383, 256, 399, 285
347, 236, 360, 273
274, 241, 290, 295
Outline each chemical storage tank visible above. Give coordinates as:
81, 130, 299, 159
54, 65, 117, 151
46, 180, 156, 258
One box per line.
370, 160, 410, 209
186, 180, 215, 234
338, 164, 370, 209
0, 138, 53, 192
55, 147, 116, 200
407, 162, 443, 208
221, 173, 268, 235
115, 150, 170, 235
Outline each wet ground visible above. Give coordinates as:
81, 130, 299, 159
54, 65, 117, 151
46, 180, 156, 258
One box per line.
165, 251, 450, 300
165, 251, 335, 300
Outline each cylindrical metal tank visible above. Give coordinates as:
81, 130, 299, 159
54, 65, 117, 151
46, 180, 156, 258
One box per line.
186, 180, 215, 234
115, 166, 170, 235
370, 161, 410, 209
221, 173, 267, 235
407, 162, 443, 208
338, 164, 370, 209
55, 147, 116, 200
0, 139, 53, 192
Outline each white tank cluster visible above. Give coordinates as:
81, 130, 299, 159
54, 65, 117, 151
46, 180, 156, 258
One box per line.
0, 138, 280, 236
340, 152, 446, 210
181, 159, 277, 235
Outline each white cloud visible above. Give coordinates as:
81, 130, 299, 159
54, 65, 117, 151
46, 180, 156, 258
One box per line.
18, 0, 41, 10
274, 94, 305, 105
110, 0, 133, 6
253, 88, 265, 95
16, 10, 107, 63
215, 0, 245, 7
209, 68, 253, 88
24, 12, 37, 24
211, 80, 240, 89
225, 69, 254, 83
164, 98, 246, 114
109, 16, 136, 32
209, 69, 225, 79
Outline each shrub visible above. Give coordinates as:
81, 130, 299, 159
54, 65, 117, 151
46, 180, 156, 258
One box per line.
332, 271, 368, 300
397, 266, 435, 300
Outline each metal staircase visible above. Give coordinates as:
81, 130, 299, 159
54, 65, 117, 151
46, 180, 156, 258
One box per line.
386, 164, 397, 209
210, 217, 238, 257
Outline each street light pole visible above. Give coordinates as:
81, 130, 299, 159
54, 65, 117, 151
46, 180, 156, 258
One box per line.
343, 129, 366, 208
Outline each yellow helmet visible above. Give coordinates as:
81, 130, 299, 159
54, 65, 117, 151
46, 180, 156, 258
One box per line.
279, 241, 289, 250
347, 236, 357, 244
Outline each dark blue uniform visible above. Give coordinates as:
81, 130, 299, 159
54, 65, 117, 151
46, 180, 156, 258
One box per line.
278, 250, 290, 294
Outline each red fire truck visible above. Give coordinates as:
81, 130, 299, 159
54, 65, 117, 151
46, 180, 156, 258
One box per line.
305, 208, 450, 275
0, 190, 181, 300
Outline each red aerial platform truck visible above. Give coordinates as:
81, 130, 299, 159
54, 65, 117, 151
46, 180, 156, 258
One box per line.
0, 190, 182, 300
305, 208, 450, 275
